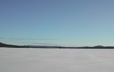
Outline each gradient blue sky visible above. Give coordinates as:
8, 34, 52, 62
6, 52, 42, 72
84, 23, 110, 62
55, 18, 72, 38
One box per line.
0, 0, 114, 46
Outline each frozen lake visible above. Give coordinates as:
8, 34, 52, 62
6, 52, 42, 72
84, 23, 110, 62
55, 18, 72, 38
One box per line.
0, 48, 114, 72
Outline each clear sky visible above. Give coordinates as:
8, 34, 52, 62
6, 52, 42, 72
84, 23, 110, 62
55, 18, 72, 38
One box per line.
0, 0, 114, 46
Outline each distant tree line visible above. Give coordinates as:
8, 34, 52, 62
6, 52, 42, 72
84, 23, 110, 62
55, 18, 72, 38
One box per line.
0, 42, 114, 49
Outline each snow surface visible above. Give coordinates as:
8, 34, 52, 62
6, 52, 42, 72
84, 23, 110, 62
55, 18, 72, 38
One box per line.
0, 48, 114, 72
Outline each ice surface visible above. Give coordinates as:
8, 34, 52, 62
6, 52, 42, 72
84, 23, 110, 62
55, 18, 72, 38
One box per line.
0, 48, 114, 72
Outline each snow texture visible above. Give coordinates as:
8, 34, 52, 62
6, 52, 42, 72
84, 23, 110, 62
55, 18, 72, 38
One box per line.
0, 48, 114, 72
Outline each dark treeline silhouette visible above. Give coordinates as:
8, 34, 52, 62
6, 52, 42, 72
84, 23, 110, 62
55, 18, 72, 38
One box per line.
0, 42, 62, 48
0, 42, 28, 48
0, 42, 114, 49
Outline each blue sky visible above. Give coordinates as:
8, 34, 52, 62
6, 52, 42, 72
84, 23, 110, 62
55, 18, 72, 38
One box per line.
0, 0, 114, 46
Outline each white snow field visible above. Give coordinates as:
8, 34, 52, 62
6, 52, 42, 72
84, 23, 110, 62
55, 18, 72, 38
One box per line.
0, 48, 114, 72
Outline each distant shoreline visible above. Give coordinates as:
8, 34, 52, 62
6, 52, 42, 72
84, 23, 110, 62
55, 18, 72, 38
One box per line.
1, 42, 114, 49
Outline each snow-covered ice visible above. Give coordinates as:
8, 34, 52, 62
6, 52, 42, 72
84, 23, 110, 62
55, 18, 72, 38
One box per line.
0, 48, 114, 72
